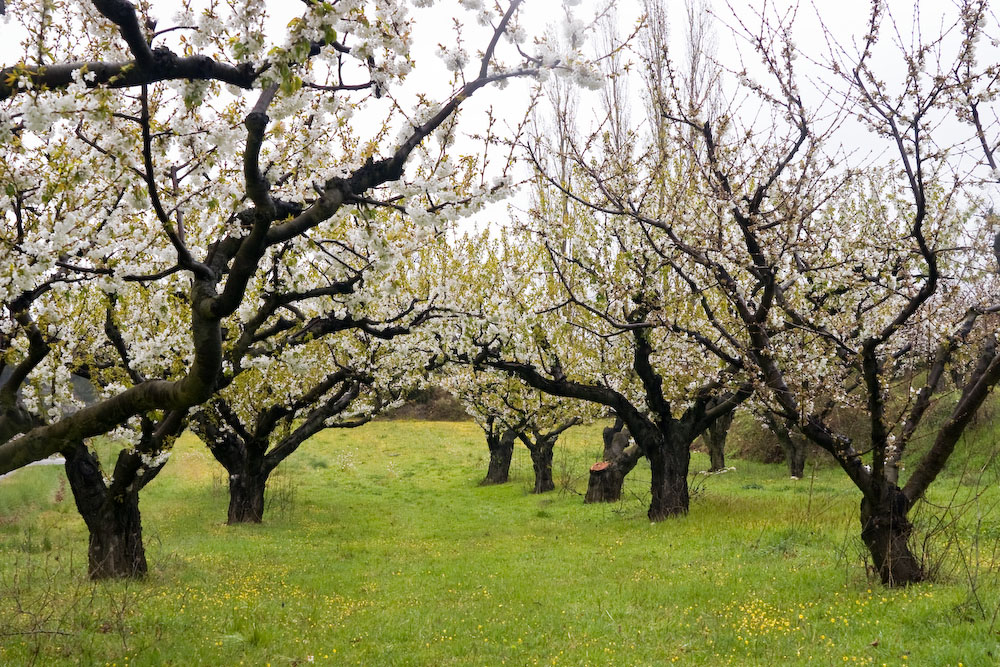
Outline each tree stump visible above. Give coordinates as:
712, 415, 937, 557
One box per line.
584, 446, 641, 504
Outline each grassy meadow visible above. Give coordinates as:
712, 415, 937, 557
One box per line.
1, 419, 999, 665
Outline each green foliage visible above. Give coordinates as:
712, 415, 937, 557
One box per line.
0, 422, 997, 665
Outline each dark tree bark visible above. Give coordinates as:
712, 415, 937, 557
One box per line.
585, 444, 641, 503
586, 419, 638, 503
60, 411, 183, 579
528, 443, 555, 494
519, 419, 579, 495
226, 448, 268, 524
482, 424, 517, 485
647, 441, 691, 520
705, 408, 733, 472
63, 442, 147, 580
786, 437, 807, 479
602, 417, 626, 460
860, 487, 923, 586
193, 412, 272, 525
763, 413, 807, 478
198, 425, 270, 525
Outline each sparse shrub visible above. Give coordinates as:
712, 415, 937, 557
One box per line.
264, 469, 298, 521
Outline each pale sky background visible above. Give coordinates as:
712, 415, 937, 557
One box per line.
3, 0, 981, 144
2, 0, 995, 216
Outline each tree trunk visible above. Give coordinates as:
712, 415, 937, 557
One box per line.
773, 422, 807, 478
86, 494, 146, 580
860, 489, 923, 586
602, 417, 626, 460
528, 444, 555, 494
766, 414, 807, 479
64, 443, 147, 579
195, 421, 270, 525
585, 444, 641, 503
647, 443, 689, 521
481, 428, 516, 485
787, 440, 806, 479
227, 465, 268, 524
705, 410, 733, 472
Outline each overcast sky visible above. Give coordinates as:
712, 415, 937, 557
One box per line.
3, 0, 983, 145
3, 0, 994, 213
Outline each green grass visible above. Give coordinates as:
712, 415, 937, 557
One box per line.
1, 420, 998, 666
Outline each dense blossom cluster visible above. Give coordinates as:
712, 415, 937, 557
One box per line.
0, 0, 602, 576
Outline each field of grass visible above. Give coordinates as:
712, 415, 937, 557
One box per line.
1, 420, 999, 665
